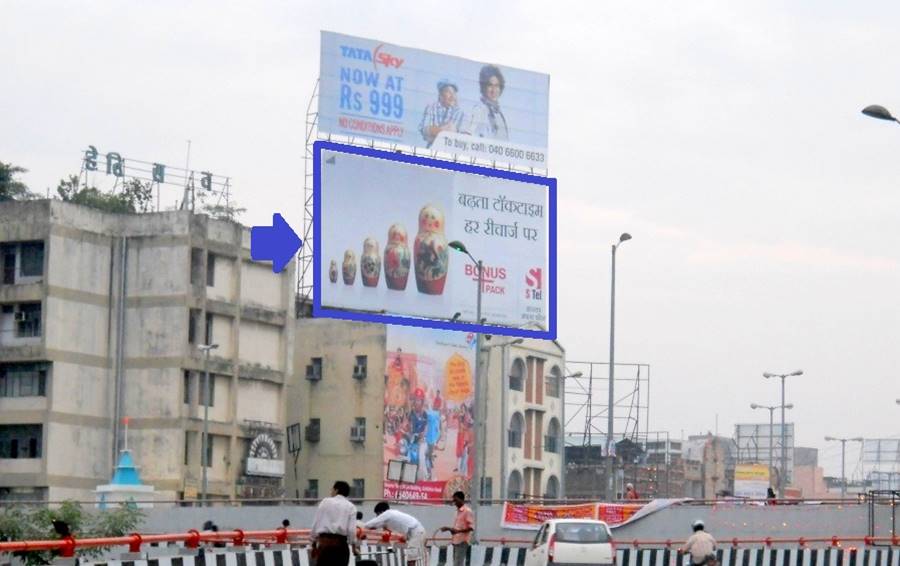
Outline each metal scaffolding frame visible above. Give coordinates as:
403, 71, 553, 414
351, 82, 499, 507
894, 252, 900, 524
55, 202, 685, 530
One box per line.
563, 361, 650, 450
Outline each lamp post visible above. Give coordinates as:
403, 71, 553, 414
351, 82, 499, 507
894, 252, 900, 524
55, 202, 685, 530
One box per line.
448, 240, 484, 537
824, 436, 864, 499
750, 402, 793, 493
862, 105, 899, 124
606, 233, 631, 501
562, 371, 582, 498
198, 343, 219, 503
762, 369, 802, 497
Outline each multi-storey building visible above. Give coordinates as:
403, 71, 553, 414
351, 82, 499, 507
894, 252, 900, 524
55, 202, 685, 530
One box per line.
287, 319, 565, 501
0, 200, 294, 502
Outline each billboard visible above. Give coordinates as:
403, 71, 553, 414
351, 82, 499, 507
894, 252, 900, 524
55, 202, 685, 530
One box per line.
314, 141, 556, 340
735, 423, 794, 483
383, 326, 476, 501
733, 463, 770, 499
319, 31, 550, 169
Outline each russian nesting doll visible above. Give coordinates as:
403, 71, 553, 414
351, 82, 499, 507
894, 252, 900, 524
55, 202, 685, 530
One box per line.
361, 237, 381, 287
328, 260, 338, 283
384, 223, 411, 291
414, 205, 449, 295
342, 249, 356, 285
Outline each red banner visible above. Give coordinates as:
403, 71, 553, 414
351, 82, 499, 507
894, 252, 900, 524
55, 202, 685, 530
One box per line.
501, 499, 685, 530
501, 503, 598, 530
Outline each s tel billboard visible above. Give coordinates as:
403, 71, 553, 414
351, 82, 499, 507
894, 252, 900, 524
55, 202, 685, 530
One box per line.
313, 141, 556, 340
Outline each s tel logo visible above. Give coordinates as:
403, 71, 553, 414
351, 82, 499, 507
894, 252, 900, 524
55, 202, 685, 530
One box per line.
525, 268, 542, 300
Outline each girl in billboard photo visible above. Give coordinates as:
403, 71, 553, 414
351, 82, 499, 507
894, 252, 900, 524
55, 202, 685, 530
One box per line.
463, 64, 509, 141
414, 205, 449, 295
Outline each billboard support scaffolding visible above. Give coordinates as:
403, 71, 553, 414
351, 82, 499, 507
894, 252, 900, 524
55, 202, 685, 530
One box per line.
298, 79, 320, 312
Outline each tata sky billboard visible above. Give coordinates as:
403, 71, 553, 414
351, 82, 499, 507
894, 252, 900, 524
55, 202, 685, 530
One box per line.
319, 31, 550, 170
313, 141, 556, 340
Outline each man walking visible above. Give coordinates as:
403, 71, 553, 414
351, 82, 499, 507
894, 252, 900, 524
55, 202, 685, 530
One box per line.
440, 491, 474, 566
310, 481, 358, 566
365, 502, 428, 565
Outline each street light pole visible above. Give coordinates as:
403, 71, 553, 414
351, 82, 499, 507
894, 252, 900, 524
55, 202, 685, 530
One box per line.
751, 402, 793, 493
198, 343, 219, 504
824, 436, 864, 499
763, 370, 802, 498
862, 105, 900, 124
448, 241, 485, 538
606, 233, 631, 501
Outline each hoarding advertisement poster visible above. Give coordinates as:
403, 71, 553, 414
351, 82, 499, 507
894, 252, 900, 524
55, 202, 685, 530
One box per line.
383, 326, 476, 501
734, 463, 770, 499
317, 143, 553, 335
319, 31, 550, 169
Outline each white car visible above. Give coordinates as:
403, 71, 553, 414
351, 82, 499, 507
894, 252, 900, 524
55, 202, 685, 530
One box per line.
524, 519, 615, 566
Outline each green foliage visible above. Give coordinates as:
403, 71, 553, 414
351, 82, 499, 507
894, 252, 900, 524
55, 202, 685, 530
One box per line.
0, 501, 144, 565
0, 161, 38, 201
56, 175, 154, 214
201, 201, 247, 222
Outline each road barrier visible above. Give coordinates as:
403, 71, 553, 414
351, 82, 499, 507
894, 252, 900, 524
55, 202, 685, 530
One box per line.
2, 531, 899, 566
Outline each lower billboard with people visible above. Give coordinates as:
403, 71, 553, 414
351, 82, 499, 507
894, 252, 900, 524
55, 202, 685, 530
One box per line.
383, 326, 476, 501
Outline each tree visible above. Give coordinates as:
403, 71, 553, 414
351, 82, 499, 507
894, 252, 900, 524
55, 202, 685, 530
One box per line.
201, 200, 247, 222
56, 176, 154, 214
0, 500, 144, 565
0, 161, 38, 201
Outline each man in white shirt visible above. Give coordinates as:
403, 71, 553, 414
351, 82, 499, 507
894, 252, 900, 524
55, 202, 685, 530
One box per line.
682, 520, 717, 566
365, 501, 427, 565
310, 481, 358, 565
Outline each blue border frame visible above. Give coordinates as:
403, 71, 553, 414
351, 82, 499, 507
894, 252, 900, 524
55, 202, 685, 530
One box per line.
313, 140, 557, 340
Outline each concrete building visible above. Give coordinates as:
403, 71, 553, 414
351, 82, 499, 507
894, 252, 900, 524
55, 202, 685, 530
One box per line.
287, 319, 565, 501
0, 200, 295, 502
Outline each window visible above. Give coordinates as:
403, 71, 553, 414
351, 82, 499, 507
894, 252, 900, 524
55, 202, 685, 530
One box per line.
188, 309, 200, 344
508, 413, 524, 448
15, 303, 41, 338
19, 242, 44, 277
1, 245, 14, 284
482, 477, 493, 504
545, 366, 562, 398
306, 479, 319, 499
190, 248, 204, 285
0, 363, 48, 397
509, 359, 525, 392
555, 522, 610, 543
507, 470, 523, 499
353, 355, 367, 379
198, 373, 215, 407
0, 425, 42, 458
351, 417, 366, 441
204, 312, 213, 345
306, 357, 323, 380
350, 478, 365, 499
545, 418, 561, 454
202, 433, 213, 467
544, 476, 560, 499
183, 371, 192, 404
206, 253, 216, 287
184, 432, 190, 465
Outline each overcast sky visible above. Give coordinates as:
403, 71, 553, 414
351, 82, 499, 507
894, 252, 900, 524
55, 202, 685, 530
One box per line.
3, 1, 899, 480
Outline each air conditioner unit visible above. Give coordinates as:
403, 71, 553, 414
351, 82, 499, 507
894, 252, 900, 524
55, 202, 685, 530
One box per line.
305, 424, 320, 443
14, 311, 27, 322
350, 426, 366, 442
305, 365, 322, 381
352, 365, 366, 380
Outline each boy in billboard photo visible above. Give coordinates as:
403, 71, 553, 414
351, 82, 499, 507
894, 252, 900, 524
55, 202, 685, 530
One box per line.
463, 64, 509, 141
420, 79, 465, 148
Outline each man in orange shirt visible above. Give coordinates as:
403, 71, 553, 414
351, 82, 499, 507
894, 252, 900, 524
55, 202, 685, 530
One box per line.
440, 491, 474, 566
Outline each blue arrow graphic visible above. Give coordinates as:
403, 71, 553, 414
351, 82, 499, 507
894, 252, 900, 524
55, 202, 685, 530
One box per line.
250, 213, 302, 274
